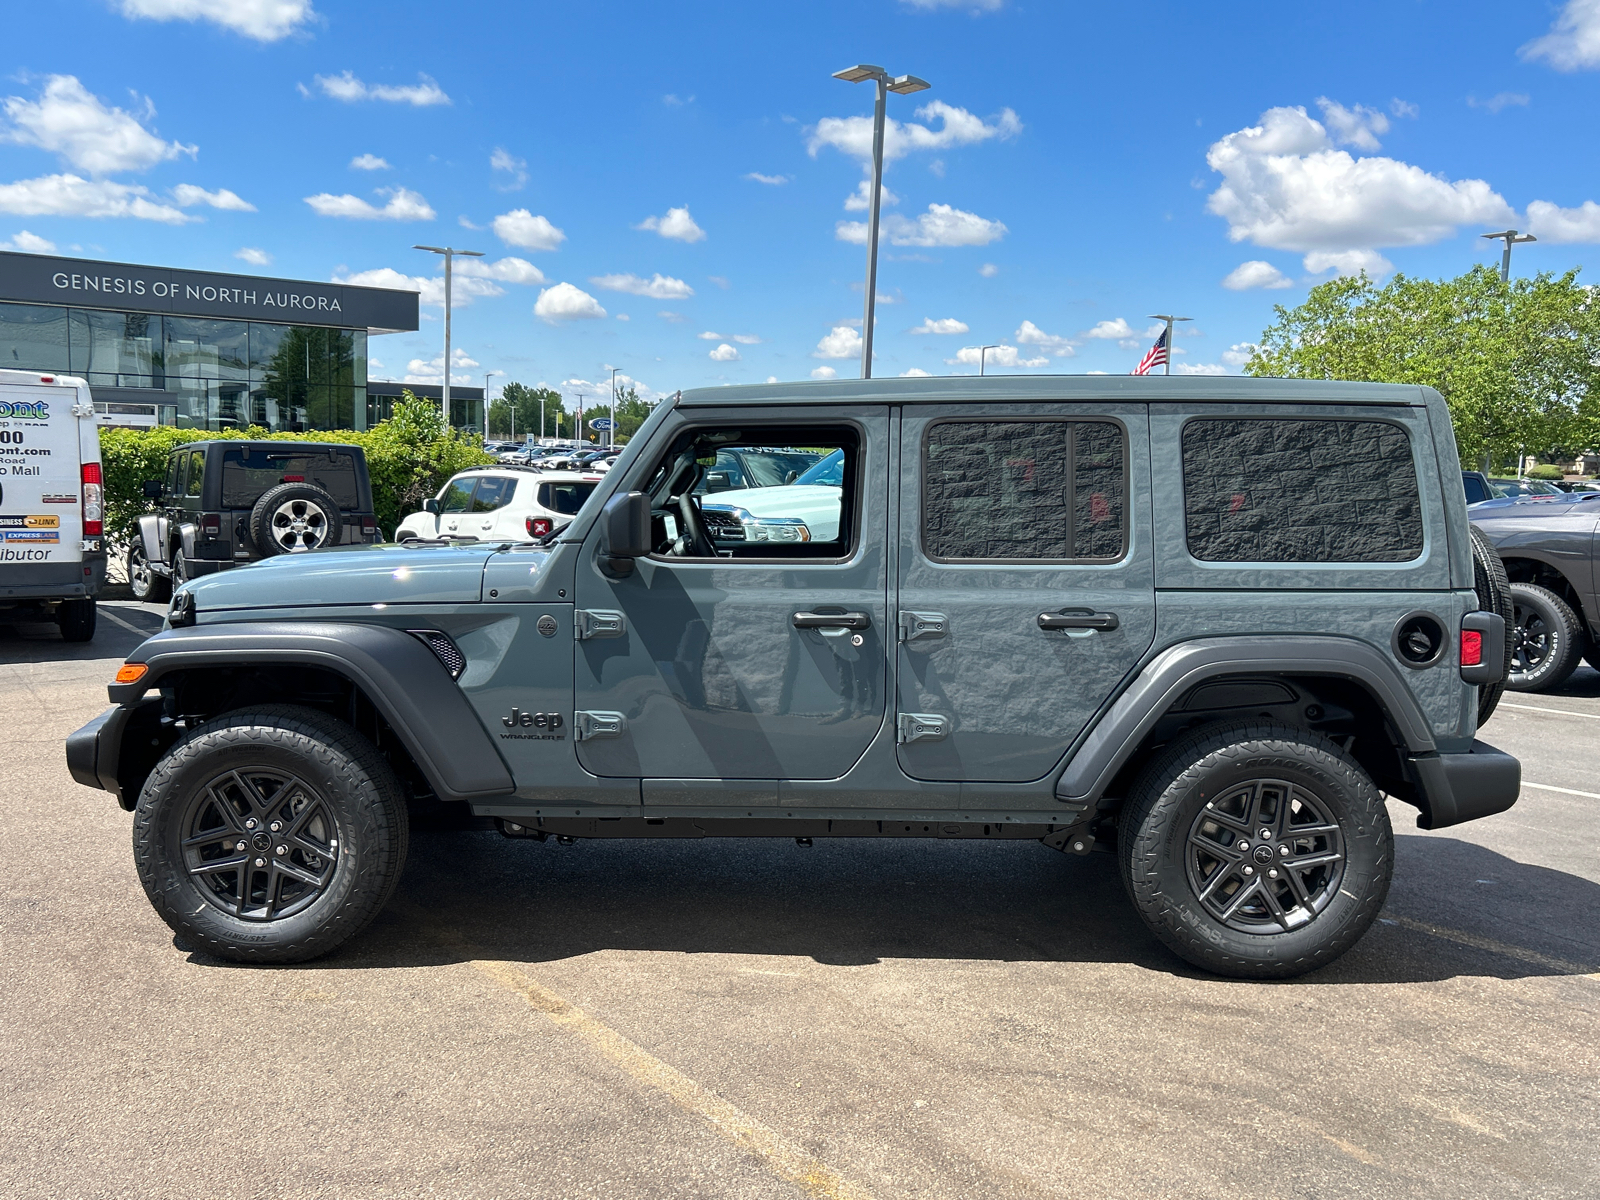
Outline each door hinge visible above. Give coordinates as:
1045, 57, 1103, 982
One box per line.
897, 712, 949, 744
573, 609, 626, 640
898, 611, 948, 643
573, 711, 626, 741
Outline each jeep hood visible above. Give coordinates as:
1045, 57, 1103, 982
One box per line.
182, 542, 513, 610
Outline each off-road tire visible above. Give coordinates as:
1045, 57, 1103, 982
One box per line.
132, 705, 409, 964
249, 482, 342, 556
127, 541, 170, 603
57, 597, 96, 642
1118, 720, 1393, 980
1469, 526, 1512, 724
1507, 582, 1582, 693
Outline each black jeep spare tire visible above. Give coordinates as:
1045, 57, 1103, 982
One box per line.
132, 705, 409, 964
250, 481, 341, 555
1119, 720, 1392, 980
1469, 525, 1513, 724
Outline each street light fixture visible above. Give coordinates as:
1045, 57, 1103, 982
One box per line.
978, 345, 999, 376
1481, 229, 1536, 281
609, 366, 620, 450
1147, 314, 1192, 376
414, 245, 483, 428
483, 371, 498, 442
832, 63, 930, 381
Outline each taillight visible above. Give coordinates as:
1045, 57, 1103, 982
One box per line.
1460, 629, 1483, 667
527, 516, 553, 537
202, 513, 221, 536
361, 516, 376, 535
80, 462, 103, 536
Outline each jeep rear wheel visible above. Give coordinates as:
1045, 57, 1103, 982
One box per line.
1119, 720, 1392, 979
132, 705, 408, 964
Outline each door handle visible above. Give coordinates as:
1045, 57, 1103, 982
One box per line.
1038, 610, 1119, 631
792, 611, 871, 630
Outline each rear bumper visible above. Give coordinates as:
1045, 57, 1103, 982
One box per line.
1408, 740, 1520, 829
0, 556, 105, 601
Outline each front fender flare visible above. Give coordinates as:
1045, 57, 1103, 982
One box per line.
110, 621, 514, 802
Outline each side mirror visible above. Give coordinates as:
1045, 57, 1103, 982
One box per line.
142, 480, 163, 499
423, 498, 440, 515
784, 470, 800, 485
600, 491, 651, 575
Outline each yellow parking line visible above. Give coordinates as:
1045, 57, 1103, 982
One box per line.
1386, 917, 1599, 979
471, 960, 876, 1200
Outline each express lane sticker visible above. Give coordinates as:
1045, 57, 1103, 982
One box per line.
1, 514, 61, 543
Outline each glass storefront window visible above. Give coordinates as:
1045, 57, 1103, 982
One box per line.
69, 309, 161, 387
0, 303, 69, 373
165, 316, 248, 383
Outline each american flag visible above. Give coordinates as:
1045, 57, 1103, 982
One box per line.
1132, 327, 1169, 376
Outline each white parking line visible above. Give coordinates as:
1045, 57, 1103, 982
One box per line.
1521, 780, 1600, 800
99, 608, 158, 637
1501, 701, 1600, 721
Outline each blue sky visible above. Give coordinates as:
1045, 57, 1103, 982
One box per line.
3, 0, 1599, 406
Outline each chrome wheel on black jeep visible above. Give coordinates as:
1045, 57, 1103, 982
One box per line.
127, 541, 170, 603
249, 482, 342, 556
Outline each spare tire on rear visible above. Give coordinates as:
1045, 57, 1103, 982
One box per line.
1470, 524, 1514, 725
250, 482, 341, 556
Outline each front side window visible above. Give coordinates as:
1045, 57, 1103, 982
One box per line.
923, 420, 1127, 562
438, 478, 477, 513
1182, 417, 1423, 563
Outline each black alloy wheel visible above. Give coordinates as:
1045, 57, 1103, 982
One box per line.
1507, 582, 1581, 692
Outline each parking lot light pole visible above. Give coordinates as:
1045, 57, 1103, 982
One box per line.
414, 245, 484, 428
1482, 229, 1536, 281
832, 64, 930, 380
483, 371, 498, 441
609, 367, 619, 450
978, 344, 999, 376
1147, 314, 1192, 375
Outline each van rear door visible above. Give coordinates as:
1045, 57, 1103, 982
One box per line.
0, 372, 94, 568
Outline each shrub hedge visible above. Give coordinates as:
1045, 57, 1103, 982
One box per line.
98, 390, 494, 542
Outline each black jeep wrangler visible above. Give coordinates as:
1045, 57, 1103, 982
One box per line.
127, 440, 379, 601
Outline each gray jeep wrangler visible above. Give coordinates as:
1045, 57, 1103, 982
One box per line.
69, 377, 1519, 978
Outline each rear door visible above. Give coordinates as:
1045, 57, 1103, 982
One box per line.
895, 403, 1156, 782
0, 380, 82, 566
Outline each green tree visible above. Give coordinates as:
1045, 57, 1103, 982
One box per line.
488, 382, 568, 440
1245, 265, 1600, 469
611, 386, 654, 442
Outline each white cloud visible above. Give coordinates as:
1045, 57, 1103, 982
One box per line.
844, 179, 899, 211
766, 375, 779, 383
1304, 248, 1393, 277
745, 172, 789, 185
1391, 99, 1421, 119
811, 366, 838, 379
1527, 199, 1600, 242
490, 147, 527, 190
0, 174, 191, 223
492, 208, 565, 251
304, 187, 433, 221
1221, 260, 1293, 290
1521, 0, 1600, 70
1468, 92, 1531, 113
535, 282, 606, 323
636, 205, 706, 242
808, 100, 1021, 163
1, 75, 195, 176
1206, 104, 1514, 257
945, 344, 1047, 369
234, 247, 271, 266
836, 203, 1007, 247
333, 257, 540, 306
616, 314, 629, 321
405, 346, 479, 386
116, 0, 314, 40
1081, 318, 1135, 340
901, 0, 1004, 8
662, 94, 694, 107
350, 153, 389, 170
455, 256, 546, 286
901, 367, 933, 377
1174, 363, 1228, 376
0, 230, 55, 253
589, 272, 693, 299
1222, 342, 1259, 367
1015, 320, 1075, 356
658, 310, 687, 322
698, 331, 761, 344
814, 326, 863, 359
1314, 97, 1389, 151
708, 275, 730, 289
978, 262, 998, 277
313, 72, 450, 106
708, 343, 740, 362
910, 317, 969, 335
172, 183, 255, 211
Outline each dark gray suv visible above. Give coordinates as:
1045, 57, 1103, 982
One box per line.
71, 377, 1517, 978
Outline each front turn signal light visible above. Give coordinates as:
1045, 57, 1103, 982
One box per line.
1460, 629, 1483, 667
114, 663, 148, 684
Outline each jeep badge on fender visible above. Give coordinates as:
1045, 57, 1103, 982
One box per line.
503, 708, 564, 730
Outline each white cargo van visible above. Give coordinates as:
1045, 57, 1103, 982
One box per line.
0, 369, 105, 641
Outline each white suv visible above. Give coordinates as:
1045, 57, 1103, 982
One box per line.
395, 468, 601, 542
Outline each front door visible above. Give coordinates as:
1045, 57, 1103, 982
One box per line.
895, 404, 1156, 782
572, 407, 890, 793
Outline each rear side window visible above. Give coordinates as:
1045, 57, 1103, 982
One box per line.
1182, 418, 1423, 563
185, 449, 205, 497
538, 480, 596, 515
469, 476, 515, 512
220, 449, 362, 510
922, 420, 1128, 561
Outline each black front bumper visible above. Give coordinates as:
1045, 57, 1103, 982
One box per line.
1408, 740, 1521, 829
67, 705, 134, 809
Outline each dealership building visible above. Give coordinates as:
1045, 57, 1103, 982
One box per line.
0, 251, 480, 433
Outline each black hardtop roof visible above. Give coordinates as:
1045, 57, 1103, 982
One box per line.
676, 375, 1436, 407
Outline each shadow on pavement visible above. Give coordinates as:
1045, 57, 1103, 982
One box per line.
0, 602, 164, 665
188, 827, 1600, 985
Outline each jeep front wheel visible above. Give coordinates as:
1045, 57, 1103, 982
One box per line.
1119, 720, 1392, 979
132, 705, 409, 964
127, 541, 170, 603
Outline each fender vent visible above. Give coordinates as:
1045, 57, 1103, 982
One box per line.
407, 629, 466, 680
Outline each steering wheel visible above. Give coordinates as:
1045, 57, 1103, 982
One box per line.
670, 466, 718, 557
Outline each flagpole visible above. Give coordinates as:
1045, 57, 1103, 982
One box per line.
1147, 314, 1192, 374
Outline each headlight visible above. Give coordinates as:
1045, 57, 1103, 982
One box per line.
703, 506, 810, 543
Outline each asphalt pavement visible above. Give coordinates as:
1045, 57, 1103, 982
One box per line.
1, 600, 1596, 1200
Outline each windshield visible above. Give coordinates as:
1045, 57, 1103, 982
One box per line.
795, 448, 845, 487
